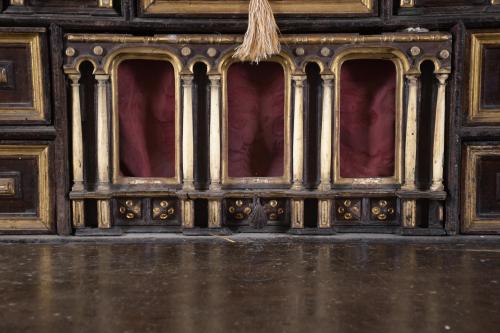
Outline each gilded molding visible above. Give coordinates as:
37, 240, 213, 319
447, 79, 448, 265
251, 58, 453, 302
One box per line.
0, 178, 16, 196
0, 145, 50, 230
0, 33, 45, 122
220, 54, 292, 186
469, 33, 500, 123
98, 0, 113, 8
400, 0, 414, 8
65, 33, 451, 45
463, 145, 500, 233
140, 0, 373, 14
110, 52, 182, 186
332, 50, 404, 186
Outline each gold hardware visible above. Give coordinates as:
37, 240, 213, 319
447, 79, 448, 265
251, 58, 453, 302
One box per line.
181, 47, 191, 56
228, 206, 235, 213
235, 200, 243, 207
439, 49, 450, 60
409, 46, 421, 57
207, 48, 217, 57
160, 213, 168, 220
0, 178, 15, 196
388, 208, 395, 214
379, 200, 387, 207
344, 213, 353, 220
93, 45, 104, 56
167, 208, 175, 215
126, 213, 134, 219
295, 47, 305, 56
344, 200, 351, 207
65, 47, 76, 57
269, 213, 278, 220
270, 200, 278, 208
378, 213, 387, 221
126, 200, 133, 207
338, 207, 345, 214
153, 207, 160, 214
400, 0, 415, 7
372, 207, 381, 215
160, 201, 168, 208
320, 47, 331, 57
0, 67, 7, 84
243, 207, 252, 215
235, 213, 244, 220
277, 208, 284, 215
10, 0, 25, 5
119, 206, 126, 214
98, 0, 113, 8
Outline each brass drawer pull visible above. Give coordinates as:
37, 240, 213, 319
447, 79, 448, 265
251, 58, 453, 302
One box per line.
0, 178, 16, 196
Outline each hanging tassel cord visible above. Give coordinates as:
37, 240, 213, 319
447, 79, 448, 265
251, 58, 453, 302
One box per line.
234, 0, 281, 63
249, 196, 267, 229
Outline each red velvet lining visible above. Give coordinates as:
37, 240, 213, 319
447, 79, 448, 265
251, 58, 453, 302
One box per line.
339, 59, 396, 178
118, 59, 176, 178
227, 62, 285, 178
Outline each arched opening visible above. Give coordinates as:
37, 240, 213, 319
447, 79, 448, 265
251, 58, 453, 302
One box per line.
339, 58, 397, 179
117, 58, 176, 178
226, 62, 286, 179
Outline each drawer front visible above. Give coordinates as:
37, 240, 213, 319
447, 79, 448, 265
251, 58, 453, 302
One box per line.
463, 144, 500, 234
468, 32, 500, 123
398, 0, 498, 13
0, 32, 46, 123
4, 0, 116, 14
139, 0, 375, 15
0, 144, 51, 231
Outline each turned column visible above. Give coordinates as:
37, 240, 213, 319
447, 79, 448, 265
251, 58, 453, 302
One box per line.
431, 73, 449, 192
209, 74, 221, 190
292, 75, 306, 190
319, 74, 334, 191
182, 74, 195, 191
69, 74, 85, 228
95, 74, 111, 229
402, 74, 420, 190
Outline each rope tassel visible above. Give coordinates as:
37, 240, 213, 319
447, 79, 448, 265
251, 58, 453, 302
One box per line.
234, 0, 281, 63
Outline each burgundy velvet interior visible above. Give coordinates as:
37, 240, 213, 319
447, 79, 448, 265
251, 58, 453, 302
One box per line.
118, 59, 176, 178
339, 59, 396, 178
227, 62, 285, 178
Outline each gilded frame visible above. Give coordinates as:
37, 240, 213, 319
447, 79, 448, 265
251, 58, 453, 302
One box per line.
463, 145, 500, 233
110, 50, 182, 186
332, 50, 404, 186
0, 33, 45, 122
0, 145, 50, 230
220, 55, 292, 186
140, 0, 373, 14
469, 32, 500, 123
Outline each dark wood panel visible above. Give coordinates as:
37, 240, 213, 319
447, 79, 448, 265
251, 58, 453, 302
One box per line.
0, 157, 38, 215
481, 46, 500, 109
415, 0, 488, 6
477, 156, 500, 216
0, 45, 32, 107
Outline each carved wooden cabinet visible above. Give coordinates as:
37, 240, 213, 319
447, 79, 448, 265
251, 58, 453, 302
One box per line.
0, 0, 499, 235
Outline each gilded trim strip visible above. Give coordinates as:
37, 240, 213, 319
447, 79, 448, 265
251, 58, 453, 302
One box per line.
0, 145, 50, 230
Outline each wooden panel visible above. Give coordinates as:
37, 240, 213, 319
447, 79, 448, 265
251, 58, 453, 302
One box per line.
140, 0, 374, 15
6, 0, 115, 13
0, 33, 46, 123
414, 0, 488, 6
0, 145, 51, 231
468, 33, 500, 123
463, 144, 500, 234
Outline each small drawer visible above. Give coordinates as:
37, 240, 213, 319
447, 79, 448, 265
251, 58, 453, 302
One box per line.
4, 0, 116, 15
463, 144, 500, 233
0, 144, 51, 231
139, 0, 375, 15
0, 32, 47, 123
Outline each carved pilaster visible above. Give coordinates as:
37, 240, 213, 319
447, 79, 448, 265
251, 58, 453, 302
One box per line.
97, 200, 111, 229
208, 200, 222, 228
95, 74, 110, 190
402, 200, 417, 228
402, 74, 420, 190
209, 75, 222, 190
292, 75, 306, 190
318, 199, 332, 228
291, 199, 304, 229
431, 74, 449, 192
182, 199, 195, 229
182, 75, 195, 190
69, 74, 84, 192
319, 75, 334, 191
